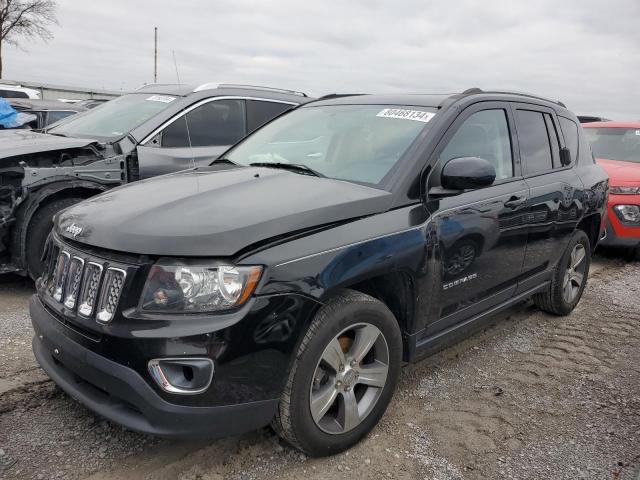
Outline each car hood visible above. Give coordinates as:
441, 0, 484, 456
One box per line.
56, 166, 393, 257
597, 158, 640, 184
0, 129, 100, 159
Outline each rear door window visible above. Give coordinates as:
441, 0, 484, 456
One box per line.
162, 99, 247, 148
515, 109, 553, 175
246, 100, 293, 133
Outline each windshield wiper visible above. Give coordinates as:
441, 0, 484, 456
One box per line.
249, 162, 325, 178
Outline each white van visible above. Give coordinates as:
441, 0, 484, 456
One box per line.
0, 84, 41, 99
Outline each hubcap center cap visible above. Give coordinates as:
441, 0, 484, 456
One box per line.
339, 367, 358, 389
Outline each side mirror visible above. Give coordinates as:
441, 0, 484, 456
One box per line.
560, 147, 572, 166
440, 156, 496, 191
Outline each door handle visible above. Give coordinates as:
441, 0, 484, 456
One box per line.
504, 195, 527, 209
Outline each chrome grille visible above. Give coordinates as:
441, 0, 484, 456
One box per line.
63, 257, 85, 309
45, 243, 60, 296
96, 268, 126, 323
78, 262, 103, 317
40, 238, 128, 323
52, 251, 70, 302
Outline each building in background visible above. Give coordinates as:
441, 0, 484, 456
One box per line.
0, 79, 122, 102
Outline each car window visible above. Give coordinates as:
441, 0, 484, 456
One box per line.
543, 113, 561, 168
46, 110, 76, 126
515, 110, 553, 175
246, 100, 293, 133
584, 127, 640, 163
439, 109, 514, 181
162, 99, 247, 148
49, 93, 176, 141
558, 117, 579, 163
0, 89, 28, 99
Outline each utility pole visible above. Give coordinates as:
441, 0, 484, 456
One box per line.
154, 27, 158, 83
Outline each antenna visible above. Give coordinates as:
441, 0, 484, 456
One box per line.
172, 50, 181, 84
153, 27, 158, 83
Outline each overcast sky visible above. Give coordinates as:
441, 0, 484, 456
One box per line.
4, 0, 639, 118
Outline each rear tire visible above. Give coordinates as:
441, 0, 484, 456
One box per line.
272, 289, 402, 457
533, 230, 591, 316
26, 197, 82, 280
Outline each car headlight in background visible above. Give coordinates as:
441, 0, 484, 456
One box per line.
610, 186, 640, 195
140, 264, 262, 313
613, 205, 640, 225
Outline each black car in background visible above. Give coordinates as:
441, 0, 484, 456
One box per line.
0, 83, 310, 278
578, 115, 611, 124
31, 89, 608, 456
8, 99, 87, 129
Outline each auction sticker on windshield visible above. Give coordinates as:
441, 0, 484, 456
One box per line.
376, 108, 434, 123
146, 95, 176, 103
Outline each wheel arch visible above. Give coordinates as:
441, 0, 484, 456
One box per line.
10, 182, 109, 271
320, 271, 417, 362
576, 212, 602, 253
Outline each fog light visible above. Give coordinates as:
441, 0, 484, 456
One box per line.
148, 358, 214, 395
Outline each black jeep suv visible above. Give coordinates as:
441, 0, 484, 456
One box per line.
0, 83, 309, 278
30, 89, 608, 456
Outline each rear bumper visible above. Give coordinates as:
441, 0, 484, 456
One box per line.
30, 295, 278, 438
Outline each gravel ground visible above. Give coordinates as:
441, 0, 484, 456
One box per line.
0, 255, 639, 480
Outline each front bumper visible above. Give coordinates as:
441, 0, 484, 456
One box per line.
30, 294, 316, 438
600, 198, 640, 248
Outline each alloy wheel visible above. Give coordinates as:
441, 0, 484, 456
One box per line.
563, 243, 586, 303
309, 323, 389, 434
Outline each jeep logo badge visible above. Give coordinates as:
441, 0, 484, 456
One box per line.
65, 223, 83, 237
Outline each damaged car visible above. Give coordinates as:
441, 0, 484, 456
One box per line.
30, 89, 607, 455
0, 83, 310, 278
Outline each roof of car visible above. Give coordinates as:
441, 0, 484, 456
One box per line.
582, 121, 640, 128
309, 94, 452, 108
8, 98, 87, 112
308, 89, 568, 110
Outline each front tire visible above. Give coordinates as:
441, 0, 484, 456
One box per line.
273, 289, 402, 456
26, 197, 82, 280
533, 230, 591, 315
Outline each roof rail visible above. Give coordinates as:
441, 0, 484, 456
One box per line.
316, 93, 365, 100
135, 83, 182, 91
461, 88, 566, 108
192, 82, 307, 97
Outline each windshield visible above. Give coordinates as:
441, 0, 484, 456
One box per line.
584, 127, 640, 163
225, 104, 436, 185
48, 93, 178, 141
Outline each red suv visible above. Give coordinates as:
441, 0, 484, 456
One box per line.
583, 121, 640, 258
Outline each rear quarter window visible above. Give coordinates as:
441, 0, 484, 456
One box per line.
559, 117, 579, 163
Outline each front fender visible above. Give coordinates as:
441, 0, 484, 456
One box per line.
10, 181, 111, 271
241, 204, 432, 321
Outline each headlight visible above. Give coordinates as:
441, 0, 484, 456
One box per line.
610, 186, 640, 195
140, 264, 263, 313
613, 205, 640, 225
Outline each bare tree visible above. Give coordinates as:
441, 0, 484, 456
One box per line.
0, 0, 58, 78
